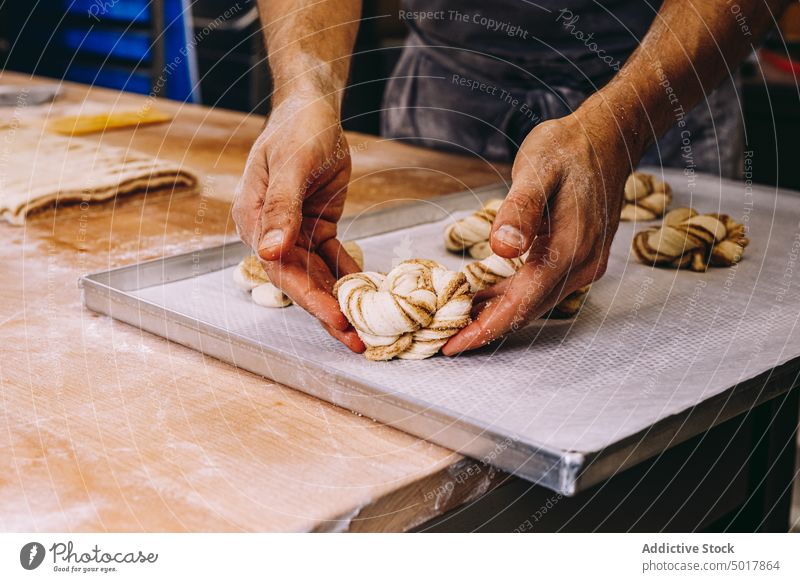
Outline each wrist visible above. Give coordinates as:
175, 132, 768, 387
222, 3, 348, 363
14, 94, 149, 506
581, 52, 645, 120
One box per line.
573, 89, 651, 165
267, 86, 342, 133
270, 56, 345, 113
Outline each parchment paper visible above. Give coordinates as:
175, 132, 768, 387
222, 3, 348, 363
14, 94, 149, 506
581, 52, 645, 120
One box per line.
134, 169, 800, 456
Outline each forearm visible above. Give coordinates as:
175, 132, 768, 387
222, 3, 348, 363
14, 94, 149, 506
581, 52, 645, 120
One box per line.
578, 0, 791, 157
258, 0, 361, 110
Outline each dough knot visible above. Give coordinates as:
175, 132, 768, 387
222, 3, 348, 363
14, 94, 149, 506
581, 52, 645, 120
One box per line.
632, 207, 749, 271
621, 172, 673, 221
334, 259, 472, 360
444, 198, 503, 259
462, 252, 527, 294
463, 252, 590, 318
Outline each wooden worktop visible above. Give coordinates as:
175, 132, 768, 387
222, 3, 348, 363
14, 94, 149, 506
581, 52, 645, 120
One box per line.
0, 72, 511, 532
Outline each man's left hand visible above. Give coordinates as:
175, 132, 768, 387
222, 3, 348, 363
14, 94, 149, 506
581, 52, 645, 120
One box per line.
443, 108, 637, 355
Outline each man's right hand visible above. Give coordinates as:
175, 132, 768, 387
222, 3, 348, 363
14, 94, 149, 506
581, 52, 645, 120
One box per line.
232, 95, 364, 353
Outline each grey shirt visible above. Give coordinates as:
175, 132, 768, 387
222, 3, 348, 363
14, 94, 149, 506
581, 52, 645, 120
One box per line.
383, 0, 741, 176
402, 1, 658, 88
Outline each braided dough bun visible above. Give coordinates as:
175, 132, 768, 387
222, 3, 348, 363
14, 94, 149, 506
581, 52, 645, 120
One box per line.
462, 252, 590, 319
234, 241, 364, 308
444, 198, 503, 259
337, 251, 593, 360
334, 260, 472, 361
632, 207, 749, 271
621, 172, 673, 222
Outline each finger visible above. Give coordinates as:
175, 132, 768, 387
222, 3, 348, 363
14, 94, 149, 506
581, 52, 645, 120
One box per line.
445, 254, 597, 356
473, 276, 513, 305
268, 261, 350, 331
491, 159, 560, 258
257, 160, 308, 261
263, 247, 337, 292
232, 154, 268, 250
321, 322, 366, 353
470, 297, 494, 319
317, 238, 362, 278
535, 258, 604, 317
304, 250, 339, 293
442, 268, 543, 356
443, 225, 582, 356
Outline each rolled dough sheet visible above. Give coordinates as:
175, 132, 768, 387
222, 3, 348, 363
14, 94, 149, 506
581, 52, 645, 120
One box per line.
0, 128, 197, 224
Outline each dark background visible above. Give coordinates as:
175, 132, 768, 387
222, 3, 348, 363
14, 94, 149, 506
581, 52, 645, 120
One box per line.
1, 0, 798, 188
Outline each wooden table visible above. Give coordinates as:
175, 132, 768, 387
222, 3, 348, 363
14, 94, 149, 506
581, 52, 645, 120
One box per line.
0, 72, 512, 532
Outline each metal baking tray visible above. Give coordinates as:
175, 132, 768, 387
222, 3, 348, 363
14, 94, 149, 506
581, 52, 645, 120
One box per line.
79, 173, 800, 495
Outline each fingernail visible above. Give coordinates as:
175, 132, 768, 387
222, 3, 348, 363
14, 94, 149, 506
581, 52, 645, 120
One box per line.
259, 229, 284, 252
495, 225, 525, 249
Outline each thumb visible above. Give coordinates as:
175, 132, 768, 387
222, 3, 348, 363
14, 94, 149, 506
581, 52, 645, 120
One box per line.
257, 163, 308, 261
491, 163, 558, 258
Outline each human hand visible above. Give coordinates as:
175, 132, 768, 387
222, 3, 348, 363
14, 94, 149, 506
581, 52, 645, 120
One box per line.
443, 109, 637, 355
232, 96, 364, 352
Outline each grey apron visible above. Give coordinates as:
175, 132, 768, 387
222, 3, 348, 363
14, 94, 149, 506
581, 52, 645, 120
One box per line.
382, 1, 742, 177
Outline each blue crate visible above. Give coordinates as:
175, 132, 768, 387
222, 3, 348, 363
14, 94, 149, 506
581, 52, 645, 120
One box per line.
60, 0, 200, 102
65, 0, 151, 24
67, 63, 152, 94
63, 27, 152, 61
